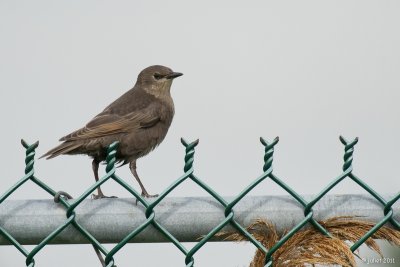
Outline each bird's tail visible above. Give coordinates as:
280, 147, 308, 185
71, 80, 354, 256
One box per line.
40, 142, 82, 159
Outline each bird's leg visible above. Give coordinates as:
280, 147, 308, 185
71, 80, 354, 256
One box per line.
92, 245, 106, 267
92, 159, 116, 199
92, 245, 118, 267
129, 160, 158, 198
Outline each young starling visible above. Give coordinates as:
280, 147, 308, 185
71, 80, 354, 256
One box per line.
41, 65, 183, 199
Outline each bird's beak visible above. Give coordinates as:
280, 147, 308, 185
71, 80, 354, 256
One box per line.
166, 72, 183, 79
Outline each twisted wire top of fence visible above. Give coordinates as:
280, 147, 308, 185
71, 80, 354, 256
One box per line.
0, 136, 399, 267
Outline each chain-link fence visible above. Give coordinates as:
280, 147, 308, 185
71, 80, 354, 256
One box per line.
0, 137, 399, 266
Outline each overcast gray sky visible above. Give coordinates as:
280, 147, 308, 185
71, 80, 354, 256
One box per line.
1, 1, 399, 266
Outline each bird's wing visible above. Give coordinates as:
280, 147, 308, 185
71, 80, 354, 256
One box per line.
60, 109, 160, 142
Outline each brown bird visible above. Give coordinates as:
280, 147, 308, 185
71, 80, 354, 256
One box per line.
41, 65, 183, 199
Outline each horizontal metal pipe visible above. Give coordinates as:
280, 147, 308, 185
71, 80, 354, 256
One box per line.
0, 195, 398, 245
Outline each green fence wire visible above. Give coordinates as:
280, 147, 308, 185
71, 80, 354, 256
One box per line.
0, 137, 399, 266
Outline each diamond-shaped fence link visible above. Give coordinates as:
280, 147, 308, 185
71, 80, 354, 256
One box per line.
0, 137, 399, 266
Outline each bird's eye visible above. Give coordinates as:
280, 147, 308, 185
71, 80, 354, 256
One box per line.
154, 73, 163, 80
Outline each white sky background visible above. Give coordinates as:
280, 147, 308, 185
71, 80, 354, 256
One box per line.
0, 0, 399, 266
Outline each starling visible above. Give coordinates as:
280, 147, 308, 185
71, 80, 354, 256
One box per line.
41, 65, 183, 199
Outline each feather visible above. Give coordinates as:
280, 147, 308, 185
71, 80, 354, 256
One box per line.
40, 142, 82, 159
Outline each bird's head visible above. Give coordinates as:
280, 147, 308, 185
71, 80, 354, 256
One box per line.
137, 65, 183, 97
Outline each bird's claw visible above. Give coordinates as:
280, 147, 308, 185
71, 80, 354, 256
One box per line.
91, 194, 118, 199
135, 192, 159, 205
142, 193, 159, 198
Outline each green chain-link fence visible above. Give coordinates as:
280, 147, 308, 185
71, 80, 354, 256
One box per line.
0, 136, 399, 266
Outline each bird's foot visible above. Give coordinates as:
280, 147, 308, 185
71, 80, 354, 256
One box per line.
141, 192, 159, 198
135, 192, 159, 205
91, 193, 118, 199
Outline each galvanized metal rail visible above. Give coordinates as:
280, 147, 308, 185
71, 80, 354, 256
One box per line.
0, 194, 398, 245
